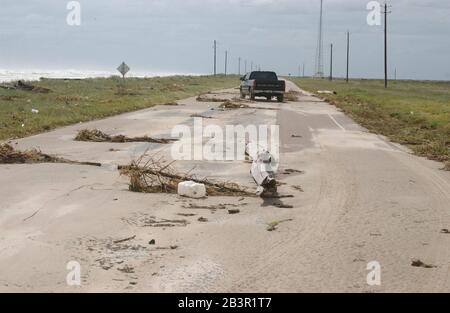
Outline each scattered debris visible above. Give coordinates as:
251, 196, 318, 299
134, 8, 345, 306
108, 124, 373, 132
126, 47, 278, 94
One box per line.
113, 235, 136, 244
196, 95, 229, 102
141, 217, 188, 227
411, 259, 437, 269
184, 203, 228, 212
117, 265, 135, 274
262, 194, 294, 199
162, 102, 178, 106
266, 219, 293, 232
149, 239, 156, 245
31, 109, 39, 114
75, 129, 176, 144
0, 84, 16, 90
190, 113, 213, 119
251, 150, 278, 197
283, 169, 305, 175
14, 80, 52, 93
0, 143, 101, 166
177, 213, 197, 217
440, 229, 450, 234
317, 90, 337, 95
218, 100, 279, 111
198, 217, 208, 222
120, 154, 255, 196
0, 95, 19, 101
443, 162, 450, 171
272, 202, 294, 209
291, 185, 304, 192
228, 209, 240, 215
246, 142, 278, 197
219, 100, 249, 109
178, 181, 207, 199
284, 90, 301, 102
291, 134, 302, 138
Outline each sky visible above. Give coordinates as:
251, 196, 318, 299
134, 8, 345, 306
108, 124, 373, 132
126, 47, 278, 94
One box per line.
0, 0, 449, 80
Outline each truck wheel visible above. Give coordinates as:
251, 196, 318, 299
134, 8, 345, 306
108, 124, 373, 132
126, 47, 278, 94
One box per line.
250, 89, 255, 100
277, 95, 284, 102
266, 96, 272, 101
240, 89, 245, 99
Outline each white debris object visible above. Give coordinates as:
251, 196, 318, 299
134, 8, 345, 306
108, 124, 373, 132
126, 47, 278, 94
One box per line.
251, 151, 277, 196
317, 90, 336, 95
31, 109, 39, 114
178, 181, 207, 199
246, 142, 269, 161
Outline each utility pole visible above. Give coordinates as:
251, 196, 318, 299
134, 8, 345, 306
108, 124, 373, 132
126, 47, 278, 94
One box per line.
213, 40, 217, 76
329, 43, 333, 81
224, 50, 228, 76
238, 57, 241, 75
303, 63, 305, 77
383, 3, 391, 88
315, 0, 324, 78
346, 31, 350, 83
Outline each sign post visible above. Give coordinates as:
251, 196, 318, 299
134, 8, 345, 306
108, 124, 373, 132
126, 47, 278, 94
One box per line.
117, 62, 130, 94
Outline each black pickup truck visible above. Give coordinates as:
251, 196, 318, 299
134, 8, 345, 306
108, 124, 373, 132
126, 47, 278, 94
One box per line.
240, 71, 286, 102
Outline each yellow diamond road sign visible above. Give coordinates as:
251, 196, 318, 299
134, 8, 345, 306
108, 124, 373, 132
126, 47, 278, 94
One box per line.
117, 62, 130, 77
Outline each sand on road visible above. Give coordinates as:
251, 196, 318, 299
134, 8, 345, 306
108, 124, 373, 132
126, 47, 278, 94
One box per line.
1, 81, 450, 292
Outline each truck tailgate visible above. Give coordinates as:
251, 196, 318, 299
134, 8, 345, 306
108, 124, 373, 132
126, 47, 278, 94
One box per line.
255, 80, 285, 91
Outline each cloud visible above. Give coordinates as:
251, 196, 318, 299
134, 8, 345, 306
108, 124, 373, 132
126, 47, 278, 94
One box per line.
0, 0, 449, 79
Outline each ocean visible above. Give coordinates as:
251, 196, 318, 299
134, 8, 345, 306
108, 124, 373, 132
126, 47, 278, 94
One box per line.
0, 69, 202, 83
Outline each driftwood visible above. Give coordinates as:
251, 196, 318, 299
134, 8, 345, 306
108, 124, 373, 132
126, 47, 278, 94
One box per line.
119, 153, 255, 197
14, 80, 52, 93
0, 143, 101, 167
75, 129, 176, 144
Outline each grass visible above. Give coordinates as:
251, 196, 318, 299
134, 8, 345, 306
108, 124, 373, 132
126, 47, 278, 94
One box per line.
291, 78, 450, 168
0, 75, 239, 140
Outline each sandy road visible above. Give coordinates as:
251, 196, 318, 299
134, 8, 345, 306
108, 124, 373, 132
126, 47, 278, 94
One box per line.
0, 81, 449, 292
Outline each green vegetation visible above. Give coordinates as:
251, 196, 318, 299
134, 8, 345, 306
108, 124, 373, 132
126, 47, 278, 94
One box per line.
0, 75, 238, 140
291, 78, 450, 168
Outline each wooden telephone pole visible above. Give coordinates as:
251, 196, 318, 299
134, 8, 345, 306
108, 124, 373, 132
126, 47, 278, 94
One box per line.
383, 3, 391, 88
329, 43, 333, 81
346, 31, 350, 82
213, 40, 217, 76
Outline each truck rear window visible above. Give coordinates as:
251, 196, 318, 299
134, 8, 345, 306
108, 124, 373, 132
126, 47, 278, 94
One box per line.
249, 72, 278, 81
